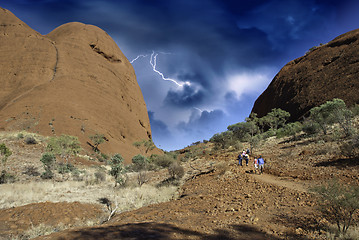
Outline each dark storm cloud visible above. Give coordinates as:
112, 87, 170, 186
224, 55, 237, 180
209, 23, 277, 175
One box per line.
177, 109, 226, 139
164, 85, 205, 108
148, 111, 171, 138
3, 0, 359, 150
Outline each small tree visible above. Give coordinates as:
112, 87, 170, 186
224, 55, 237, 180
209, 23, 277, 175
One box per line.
276, 122, 303, 140
263, 108, 290, 130
131, 154, 149, 186
109, 154, 126, 187
210, 131, 233, 149
168, 161, 184, 179
40, 152, 56, 179
89, 133, 105, 152
47, 135, 81, 164
133, 139, 155, 154
0, 143, 12, 171
311, 179, 359, 234
309, 98, 352, 136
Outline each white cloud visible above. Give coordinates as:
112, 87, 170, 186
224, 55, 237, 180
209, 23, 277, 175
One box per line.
226, 69, 275, 100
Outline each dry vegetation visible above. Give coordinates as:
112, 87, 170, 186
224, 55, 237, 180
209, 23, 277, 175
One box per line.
0, 111, 358, 240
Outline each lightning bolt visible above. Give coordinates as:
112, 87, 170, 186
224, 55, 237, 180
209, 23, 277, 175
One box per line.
130, 54, 148, 63
193, 107, 203, 113
130, 51, 190, 87
150, 51, 190, 87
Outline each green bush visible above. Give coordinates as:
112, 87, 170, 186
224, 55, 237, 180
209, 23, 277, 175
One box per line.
210, 131, 234, 149
109, 154, 126, 187
0, 170, 16, 184
341, 134, 359, 158
47, 135, 82, 164
89, 133, 105, 152
309, 98, 352, 136
17, 133, 24, 139
94, 169, 106, 183
131, 154, 149, 171
151, 153, 176, 168
302, 120, 321, 136
168, 162, 184, 179
57, 162, 75, 174
0, 143, 12, 170
25, 136, 37, 145
260, 129, 276, 139
311, 179, 359, 234
350, 104, 359, 116
40, 152, 56, 179
97, 153, 109, 163
276, 122, 303, 139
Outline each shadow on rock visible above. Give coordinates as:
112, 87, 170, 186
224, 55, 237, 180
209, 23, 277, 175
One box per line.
315, 157, 359, 169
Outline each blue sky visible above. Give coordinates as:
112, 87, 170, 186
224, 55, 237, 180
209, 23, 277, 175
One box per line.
2, 0, 359, 150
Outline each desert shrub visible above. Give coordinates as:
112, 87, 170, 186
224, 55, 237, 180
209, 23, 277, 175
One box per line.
25, 136, 37, 144
227, 122, 251, 141
311, 179, 359, 234
302, 120, 321, 136
98, 153, 109, 162
133, 139, 155, 154
22, 165, 40, 176
47, 135, 82, 164
94, 169, 106, 183
350, 104, 359, 116
341, 134, 359, 158
17, 132, 24, 139
262, 108, 291, 130
260, 129, 276, 139
89, 133, 105, 152
131, 154, 149, 171
276, 122, 303, 139
168, 162, 184, 179
0, 170, 16, 184
109, 154, 126, 187
40, 152, 56, 179
210, 131, 234, 149
215, 161, 229, 176
0, 143, 12, 170
137, 170, 148, 186
309, 98, 353, 136
72, 168, 84, 181
151, 153, 175, 168
57, 162, 75, 174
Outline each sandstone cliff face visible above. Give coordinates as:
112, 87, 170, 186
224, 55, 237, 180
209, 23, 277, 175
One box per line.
0, 8, 153, 161
252, 29, 359, 121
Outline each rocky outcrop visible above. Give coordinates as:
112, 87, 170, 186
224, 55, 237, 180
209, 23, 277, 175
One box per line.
252, 28, 359, 121
0, 8, 153, 161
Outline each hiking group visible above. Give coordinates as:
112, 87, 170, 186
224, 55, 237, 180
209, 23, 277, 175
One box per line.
237, 149, 264, 174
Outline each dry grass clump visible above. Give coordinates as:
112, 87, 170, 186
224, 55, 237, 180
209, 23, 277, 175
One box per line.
325, 225, 359, 240
0, 179, 178, 210
214, 161, 229, 176
10, 218, 104, 240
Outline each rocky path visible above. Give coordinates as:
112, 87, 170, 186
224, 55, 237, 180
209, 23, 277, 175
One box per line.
252, 173, 310, 193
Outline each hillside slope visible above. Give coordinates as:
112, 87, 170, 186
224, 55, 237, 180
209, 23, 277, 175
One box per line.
0, 8, 152, 161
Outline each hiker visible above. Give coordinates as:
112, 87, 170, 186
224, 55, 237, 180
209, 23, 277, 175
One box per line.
258, 155, 264, 174
242, 150, 249, 166
237, 153, 243, 166
253, 157, 258, 174
246, 148, 250, 155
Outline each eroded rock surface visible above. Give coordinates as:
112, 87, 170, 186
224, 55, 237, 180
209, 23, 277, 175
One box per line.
0, 8, 152, 161
252, 29, 359, 121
